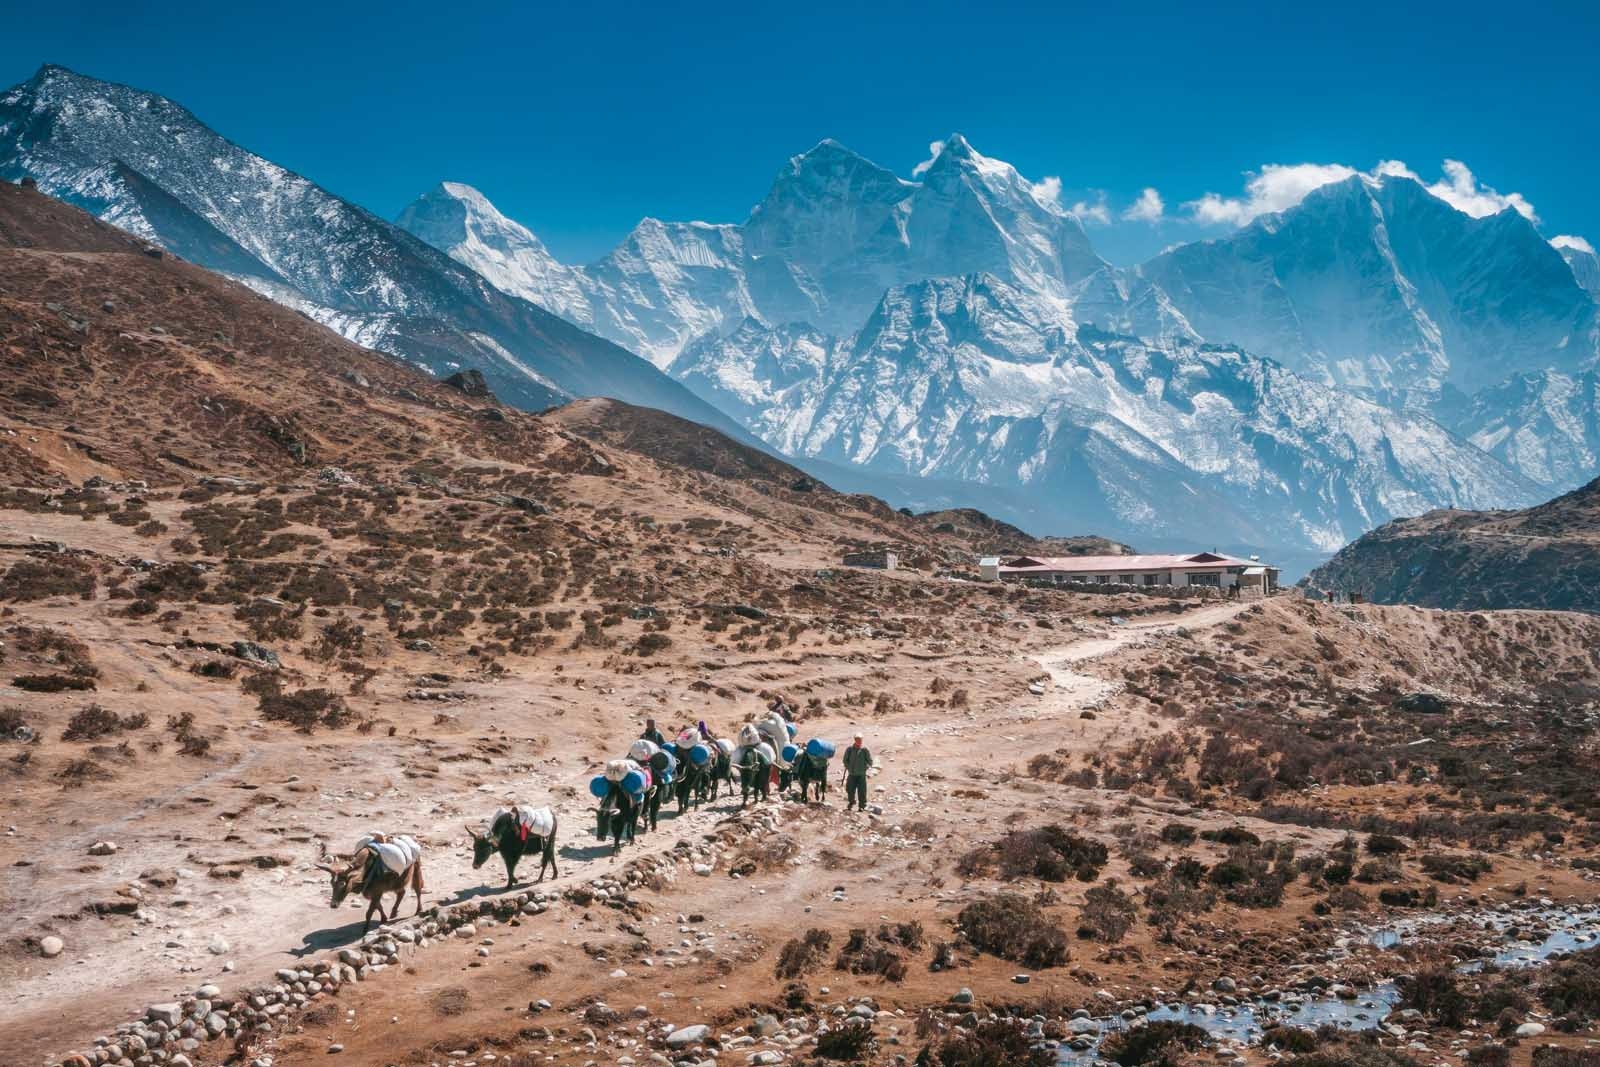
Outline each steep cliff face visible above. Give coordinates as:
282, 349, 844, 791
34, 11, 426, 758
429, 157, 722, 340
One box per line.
0, 65, 744, 433
1305, 476, 1600, 611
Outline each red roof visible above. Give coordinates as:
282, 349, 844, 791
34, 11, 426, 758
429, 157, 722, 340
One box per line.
997, 552, 1260, 574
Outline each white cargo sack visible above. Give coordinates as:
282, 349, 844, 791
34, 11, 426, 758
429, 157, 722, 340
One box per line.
604, 758, 638, 783
493, 805, 554, 839
628, 739, 660, 763
714, 738, 735, 757
357, 833, 421, 874
737, 723, 762, 748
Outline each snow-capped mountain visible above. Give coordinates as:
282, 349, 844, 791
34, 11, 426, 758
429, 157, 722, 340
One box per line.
0, 65, 742, 432
1141, 174, 1600, 412
1561, 241, 1600, 299
7, 64, 1590, 555
700, 274, 1540, 550
402, 133, 1596, 549
398, 135, 1108, 369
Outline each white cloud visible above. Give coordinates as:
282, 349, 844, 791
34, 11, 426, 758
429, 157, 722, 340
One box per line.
911, 140, 944, 178
1425, 159, 1538, 222
1553, 234, 1595, 254
1067, 191, 1110, 225
1122, 187, 1165, 223
1031, 175, 1063, 209
1184, 158, 1540, 227
1185, 163, 1358, 225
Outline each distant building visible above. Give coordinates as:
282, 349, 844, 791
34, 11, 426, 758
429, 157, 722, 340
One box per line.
981, 551, 1279, 595
843, 549, 899, 571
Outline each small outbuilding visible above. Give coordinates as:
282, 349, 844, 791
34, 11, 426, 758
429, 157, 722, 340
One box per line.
843, 549, 899, 571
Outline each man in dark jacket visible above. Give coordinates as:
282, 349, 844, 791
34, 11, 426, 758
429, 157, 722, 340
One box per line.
842, 732, 872, 811
640, 719, 666, 747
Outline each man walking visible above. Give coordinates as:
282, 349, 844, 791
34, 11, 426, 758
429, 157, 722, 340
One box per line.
640, 718, 665, 747
842, 731, 872, 812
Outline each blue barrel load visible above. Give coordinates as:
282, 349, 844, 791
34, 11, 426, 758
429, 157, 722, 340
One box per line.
805, 738, 837, 760
622, 766, 649, 796
782, 743, 800, 764
589, 775, 610, 798
786, 722, 798, 739
689, 743, 712, 766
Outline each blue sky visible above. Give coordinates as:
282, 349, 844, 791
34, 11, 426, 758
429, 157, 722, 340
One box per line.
4, 0, 1599, 265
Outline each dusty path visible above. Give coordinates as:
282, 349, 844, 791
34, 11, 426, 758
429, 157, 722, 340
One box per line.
3, 596, 1253, 1065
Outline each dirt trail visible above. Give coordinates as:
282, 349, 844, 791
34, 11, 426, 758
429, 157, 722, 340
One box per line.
3, 598, 1254, 1065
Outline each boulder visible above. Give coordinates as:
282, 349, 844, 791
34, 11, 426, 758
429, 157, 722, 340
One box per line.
666, 1024, 710, 1048
443, 369, 492, 398
39, 934, 63, 958
1395, 692, 1449, 715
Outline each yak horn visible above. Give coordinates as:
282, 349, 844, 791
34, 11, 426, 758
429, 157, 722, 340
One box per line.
314, 861, 337, 873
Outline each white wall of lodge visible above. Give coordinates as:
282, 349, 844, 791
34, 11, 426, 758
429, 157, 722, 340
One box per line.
1024, 567, 1235, 587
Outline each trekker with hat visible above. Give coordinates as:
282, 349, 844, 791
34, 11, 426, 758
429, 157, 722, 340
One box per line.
842, 732, 872, 812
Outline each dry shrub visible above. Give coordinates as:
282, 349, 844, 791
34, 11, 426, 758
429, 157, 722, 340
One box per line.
834, 923, 922, 981
1531, 1049, 1600, 1067
1080, 880, 1137, 943
0, 707, 29, 740
432, 986, 470, 1016
12, 673, 97, 693
55, 758, 113, 782
1100, 1020, 1209, 1066
1419, 852, 1492, 883
814, 1022, 874, 1061
775, 928, 831, 979
957, 894, 1069, 969
917, 1019, 1053, 1067
63, 704, 148, 741
1540, 945, 1600, 1021
958, 825, 1108, 883
1, 557, 97, 601
257, 686, 349, 732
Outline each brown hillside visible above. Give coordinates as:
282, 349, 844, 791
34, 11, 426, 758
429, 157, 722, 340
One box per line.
1306, 476, 1600, 612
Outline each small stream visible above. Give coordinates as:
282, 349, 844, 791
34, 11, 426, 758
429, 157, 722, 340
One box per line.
1052, 905, 1600, 1064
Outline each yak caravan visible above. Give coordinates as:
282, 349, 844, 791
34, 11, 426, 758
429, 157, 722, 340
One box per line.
8, 18, 1600, 1066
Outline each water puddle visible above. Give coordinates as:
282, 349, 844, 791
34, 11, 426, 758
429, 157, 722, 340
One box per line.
1053, 905, 1600, 1064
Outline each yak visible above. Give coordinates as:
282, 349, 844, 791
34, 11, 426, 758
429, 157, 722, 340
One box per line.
317, 836, 424, 934
466, 807, 558, 889
794, 750, 830, 803
733, 747, 771, 808
595, 781, 641, 854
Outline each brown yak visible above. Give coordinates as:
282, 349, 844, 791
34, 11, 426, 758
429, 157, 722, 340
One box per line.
316, 834, 424, 933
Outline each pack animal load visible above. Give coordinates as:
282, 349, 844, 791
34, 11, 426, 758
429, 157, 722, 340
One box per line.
490, 805, 554, 841
737, 723, 762, 748
356, 833, 421, 875
715, 738, 735, 757
604, 758, 636, 783
628, 739, 660, 763
805, 738, 837, 760
687, 743, 712, 766
622, 764, 651, 797
757, 714, 792, 765
676, 727, 699, 749
649, 748, 676, 783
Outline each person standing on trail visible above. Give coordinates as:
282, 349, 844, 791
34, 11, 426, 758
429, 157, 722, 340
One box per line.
842, 732, 872, 812
640, 719, 666, 747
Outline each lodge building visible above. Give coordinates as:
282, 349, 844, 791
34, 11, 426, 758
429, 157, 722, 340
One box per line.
977, 551, 1279, 596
